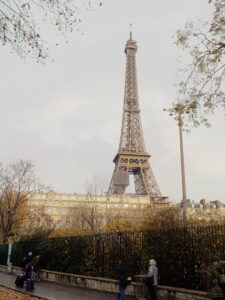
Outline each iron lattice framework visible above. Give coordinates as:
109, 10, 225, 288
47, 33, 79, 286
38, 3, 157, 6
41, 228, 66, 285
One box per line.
108, 33, 164, 200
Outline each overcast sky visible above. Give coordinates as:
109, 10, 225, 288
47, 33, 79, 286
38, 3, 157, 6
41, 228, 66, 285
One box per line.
0, 0, 224, 203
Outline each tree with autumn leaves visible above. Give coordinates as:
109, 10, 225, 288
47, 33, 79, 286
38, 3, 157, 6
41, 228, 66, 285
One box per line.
0, 160, 52, 242
172, 0, 225, 127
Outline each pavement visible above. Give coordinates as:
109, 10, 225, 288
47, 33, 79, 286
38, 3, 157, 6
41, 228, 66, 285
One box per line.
0, 272, 137, 300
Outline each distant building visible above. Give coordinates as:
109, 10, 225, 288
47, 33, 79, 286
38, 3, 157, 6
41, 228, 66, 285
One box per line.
28, 190, 169, 228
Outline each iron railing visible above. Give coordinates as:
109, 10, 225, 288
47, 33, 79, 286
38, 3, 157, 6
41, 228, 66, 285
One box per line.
0, 243, 8, 265
7, 225, 225, 290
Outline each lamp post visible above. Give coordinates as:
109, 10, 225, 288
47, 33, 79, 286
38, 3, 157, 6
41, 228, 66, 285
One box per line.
177, 105, 188, 224
164, 104, 188, 224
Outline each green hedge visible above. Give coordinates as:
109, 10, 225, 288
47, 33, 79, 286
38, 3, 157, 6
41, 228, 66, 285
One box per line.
7, 225, 225, 290
0, 243, 8, 265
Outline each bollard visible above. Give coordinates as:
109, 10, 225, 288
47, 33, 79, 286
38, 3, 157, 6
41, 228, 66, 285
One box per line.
7, 243, 12, 273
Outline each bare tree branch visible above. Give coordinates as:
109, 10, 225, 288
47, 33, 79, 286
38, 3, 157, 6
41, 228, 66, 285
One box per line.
172, 0, 225, 127
0, 0, 102, 62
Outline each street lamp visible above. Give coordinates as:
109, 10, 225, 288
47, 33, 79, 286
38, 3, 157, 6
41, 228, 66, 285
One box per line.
163, 104, 189, 224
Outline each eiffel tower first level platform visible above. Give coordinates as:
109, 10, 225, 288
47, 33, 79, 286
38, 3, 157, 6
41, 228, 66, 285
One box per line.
108, 31, 167, 202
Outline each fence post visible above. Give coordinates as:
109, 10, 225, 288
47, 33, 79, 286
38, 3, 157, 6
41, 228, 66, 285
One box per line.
7, 243, 12, 273
102, 239, 105, 277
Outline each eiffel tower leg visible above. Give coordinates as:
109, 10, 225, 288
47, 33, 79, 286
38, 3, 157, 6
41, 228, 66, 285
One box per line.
142, 168, 162, 199
134, 168, 148, 195
108, 165, 127, 194
134, 167, 162, 200
108, 167, 117, 194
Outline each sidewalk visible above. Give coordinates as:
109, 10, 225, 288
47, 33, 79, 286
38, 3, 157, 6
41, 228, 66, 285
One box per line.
0, 272, 137, 300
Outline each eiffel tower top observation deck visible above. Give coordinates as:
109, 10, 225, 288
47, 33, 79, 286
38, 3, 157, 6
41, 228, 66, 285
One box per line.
108, 31, 165, 201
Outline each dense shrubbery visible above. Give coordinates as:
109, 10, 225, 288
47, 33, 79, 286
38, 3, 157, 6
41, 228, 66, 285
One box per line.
7, 225, 225, 290
0, 244, 8, 265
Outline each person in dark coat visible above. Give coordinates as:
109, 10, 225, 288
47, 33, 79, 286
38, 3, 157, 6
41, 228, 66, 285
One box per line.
21, 252, 33, 279
15, 251, 33, 288
116, 259, 129, 300
21, 252, 33, 271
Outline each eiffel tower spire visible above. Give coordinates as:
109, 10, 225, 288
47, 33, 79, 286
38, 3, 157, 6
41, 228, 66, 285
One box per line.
108, 33, 164, 201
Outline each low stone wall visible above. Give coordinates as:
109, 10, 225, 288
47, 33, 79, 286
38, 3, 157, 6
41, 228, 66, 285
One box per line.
0, 265, 144, 298
0, 265, 210, 300
158, 285, 209, 300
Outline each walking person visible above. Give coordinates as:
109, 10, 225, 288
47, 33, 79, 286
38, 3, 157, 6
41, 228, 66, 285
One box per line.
21, 251, 33, 273
15, 251, 33, 288
31, 255, 41, 281
116, 259, 129, 300
145, 259, 159, 300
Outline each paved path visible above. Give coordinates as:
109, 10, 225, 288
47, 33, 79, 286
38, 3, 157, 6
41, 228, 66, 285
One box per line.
0, 272, 137, 300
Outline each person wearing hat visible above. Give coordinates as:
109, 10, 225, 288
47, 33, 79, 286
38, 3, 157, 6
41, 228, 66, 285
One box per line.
25, 252, 34, 279
21, 252, 32, 271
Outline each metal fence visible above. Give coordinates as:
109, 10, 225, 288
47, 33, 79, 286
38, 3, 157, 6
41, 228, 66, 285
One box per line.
0, 243, 8, 265
7, 225, 225, 290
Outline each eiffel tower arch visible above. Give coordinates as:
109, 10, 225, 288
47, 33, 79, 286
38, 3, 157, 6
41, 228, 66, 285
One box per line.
108, 32, 166, 202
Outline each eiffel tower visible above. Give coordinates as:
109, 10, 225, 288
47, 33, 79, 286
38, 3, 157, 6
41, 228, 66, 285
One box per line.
108, 31, 165, 201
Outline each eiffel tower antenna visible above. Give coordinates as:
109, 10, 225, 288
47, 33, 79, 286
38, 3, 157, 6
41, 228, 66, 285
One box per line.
129, 23, 132, 40
108, 32, 165, 201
